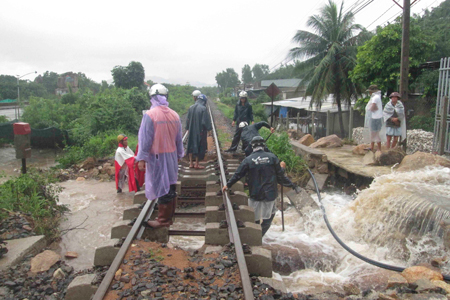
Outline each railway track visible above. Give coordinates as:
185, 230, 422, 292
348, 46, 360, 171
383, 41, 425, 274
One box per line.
91, 104, 259, 300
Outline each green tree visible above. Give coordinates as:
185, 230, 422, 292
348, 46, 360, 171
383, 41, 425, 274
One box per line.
215, 68, 240, 92
264, 64, 298, 80
252, 64, 270, 81
241, 64, 253, 86
111, 61, 145, 89
41, 71, 59, 95
289, 0, 368, 137
350, 19, 434, 95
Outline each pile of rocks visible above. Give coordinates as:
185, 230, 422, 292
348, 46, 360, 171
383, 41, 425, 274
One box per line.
57, 158, 116, 182
352, 127, 435, 154
0, 212, 35, 240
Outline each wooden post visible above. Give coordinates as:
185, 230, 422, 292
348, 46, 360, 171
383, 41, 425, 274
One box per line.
297, 112, 300, 133
311, 112, 315, 138
286, 114, 289, 129
348, 107, 354, 140
399, 0, 411, 103
439, 96, 449, 155
326, 110, 331, 136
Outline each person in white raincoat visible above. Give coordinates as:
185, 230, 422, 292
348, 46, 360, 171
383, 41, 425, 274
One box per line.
383, 92, 406, 148
363, 85, 386, 152
115, 134, 138, 193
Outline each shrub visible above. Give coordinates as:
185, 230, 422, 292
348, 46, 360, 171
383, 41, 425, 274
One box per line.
409, 115, 435, 132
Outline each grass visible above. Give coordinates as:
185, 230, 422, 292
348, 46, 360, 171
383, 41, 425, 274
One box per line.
215, 101, 234, 120
0, 168, 68, 240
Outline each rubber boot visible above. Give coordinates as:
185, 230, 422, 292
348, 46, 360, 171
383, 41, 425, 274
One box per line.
261, 213, 276, 237
146, 203, 173, 228
168, 197, 177, 225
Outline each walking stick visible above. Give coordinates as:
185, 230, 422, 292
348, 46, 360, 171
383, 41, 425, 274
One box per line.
281, 185, 285, 231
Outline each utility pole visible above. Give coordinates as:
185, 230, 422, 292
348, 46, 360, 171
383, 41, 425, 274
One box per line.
399, 0, 410, 102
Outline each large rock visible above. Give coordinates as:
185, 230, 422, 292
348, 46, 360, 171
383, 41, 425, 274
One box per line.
386, 273, 408, 289
310, 134, 343, 148
105, 166, 116, 176
401, 266, 443, 283
352, 144, 371, 155
30, 250, 61, 273
376, 148, 406, 166
80, 157, 96, 170
362, 151, 376, 165
287, 129, 299, 140
397, 152, 450, 172
298, 134, 315, 146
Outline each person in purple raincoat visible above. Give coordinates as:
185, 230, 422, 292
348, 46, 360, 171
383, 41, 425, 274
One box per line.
136, 83, 184, 228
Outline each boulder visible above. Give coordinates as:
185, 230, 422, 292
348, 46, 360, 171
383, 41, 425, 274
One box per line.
362, 151, 376, 165
76, 177, 85, 181
431, 280, 450, 294
287, 129, 299, 140
30, 250, 61, 273
80, 157, 96, 170
386, 273, 408, 289
105, 166, 116, 176
352, 144, 371, 155
310, 134, 343, 148
298, 134, 315, 146
396, 152, 450, 172
376, 148, 406, 166
401, 266, 443, 283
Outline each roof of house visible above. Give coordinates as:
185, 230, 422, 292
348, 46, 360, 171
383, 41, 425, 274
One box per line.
262, 96, 352, 113
260, 79, 301, 88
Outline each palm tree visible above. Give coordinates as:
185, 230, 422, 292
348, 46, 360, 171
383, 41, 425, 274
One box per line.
289, 0, 369, 137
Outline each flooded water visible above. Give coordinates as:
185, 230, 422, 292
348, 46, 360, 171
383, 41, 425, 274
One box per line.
0, 147, 59, 183
55, 180, 134, 270
264, 166, 450, 294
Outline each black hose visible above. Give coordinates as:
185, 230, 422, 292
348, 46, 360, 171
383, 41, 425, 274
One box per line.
307, 168, 450, 281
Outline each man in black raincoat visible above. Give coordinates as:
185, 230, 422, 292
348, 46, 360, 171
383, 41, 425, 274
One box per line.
225, 91, 253, 152
222, 136, 301, 237
240, 121, 275, 156
186, 94, 212, 169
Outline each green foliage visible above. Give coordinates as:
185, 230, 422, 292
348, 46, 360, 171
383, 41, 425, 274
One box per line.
409, 115, 435, 132
0, 75, 18, 99
201, 86, 219, 98
252, 104, 267, 122
0, 169, 67, 240
265, 64, 297, 80
0, 116, 8, 123
241, 64, 253, 85
350, 19, 435, 94
215, 101, 234, 120
163, 84, 197, 115
289, 0, 369, 136
252, 64, 270, 81
22, 97, 80, 129
112, 61, 145, 89
215, 68, 240, 92
260, 128, 306, 176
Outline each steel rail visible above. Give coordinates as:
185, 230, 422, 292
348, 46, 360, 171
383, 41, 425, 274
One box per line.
182, 131, 188, 143
92, 199, 156, 300
207, 104, 254, 300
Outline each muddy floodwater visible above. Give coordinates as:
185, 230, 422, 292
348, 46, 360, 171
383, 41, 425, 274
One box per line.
54, 180, 134, 270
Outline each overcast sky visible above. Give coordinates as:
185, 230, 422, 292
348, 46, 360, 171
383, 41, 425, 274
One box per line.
0, 0, 444, 86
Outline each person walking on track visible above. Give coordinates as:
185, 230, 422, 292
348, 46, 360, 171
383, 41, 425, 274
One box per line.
185, 94, 212, 169
225, 91, 253, 152
222, 136, 301, 237
136, 83, 184, 228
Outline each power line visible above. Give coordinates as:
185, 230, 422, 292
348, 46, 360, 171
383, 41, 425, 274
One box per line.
367, 3, 397, 29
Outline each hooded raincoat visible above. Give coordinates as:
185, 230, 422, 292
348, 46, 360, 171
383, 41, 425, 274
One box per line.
383, 99, 406, 140
135, 95, 184, 201
363, 91, 386, 143
233, 98, 253, 125
115, 142, 138, 192
185, 96, 212, 160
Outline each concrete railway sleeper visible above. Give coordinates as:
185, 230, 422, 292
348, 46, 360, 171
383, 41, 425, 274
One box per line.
90, 105, 270, 300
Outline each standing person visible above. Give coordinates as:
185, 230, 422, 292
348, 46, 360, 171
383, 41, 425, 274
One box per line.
192, 90, 201, 102
363, 85, 386, 152
222, 136, 301, 237
239, 121, 275, 156
115, 134, 138, 193
136, 84, 184, 228
383, 92, 406, 148
225, 91, 253, 152
185, 94, 212, 169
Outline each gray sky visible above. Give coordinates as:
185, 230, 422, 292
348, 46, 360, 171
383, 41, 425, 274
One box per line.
0, 0, 444, 86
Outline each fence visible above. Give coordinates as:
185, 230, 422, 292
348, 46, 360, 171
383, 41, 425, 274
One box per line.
433, 57, 450, 155
0, 120, 71, 148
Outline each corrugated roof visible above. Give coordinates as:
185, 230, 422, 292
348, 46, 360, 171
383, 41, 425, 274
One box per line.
262, 96, 352, 113
260, 79, 301, 88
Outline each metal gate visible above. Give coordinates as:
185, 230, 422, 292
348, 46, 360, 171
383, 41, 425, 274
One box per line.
433, 57, 450, 154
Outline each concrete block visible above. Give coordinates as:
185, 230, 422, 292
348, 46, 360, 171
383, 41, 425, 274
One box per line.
123, 204, 142, 220
246, 246, 273, 277
179, 174, 218, 185
111, 220, 131, 239
176, 181, 181, 194
205, 223, 229, 245
205, 191, 248, 206
205, 205, 254, 223
259, 273, 287, 292
206, 181, 221, 193
239, 222, 262, 246
178, 169, 215, 176
0, 235, 46, 271
204, 245, 224, 254
141, 227, 169, 243
306, 173, 329, 191
93, 239, 120, 266
133, 190, 147, 205
338, 168, 348, 179
65, 273, 98, 300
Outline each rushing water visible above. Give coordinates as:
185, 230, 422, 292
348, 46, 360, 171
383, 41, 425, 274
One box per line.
264, 166, 450, 294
